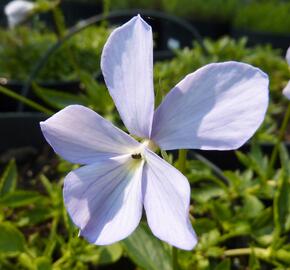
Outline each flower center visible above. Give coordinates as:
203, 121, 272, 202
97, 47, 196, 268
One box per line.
130, 139, 158, 160
131, 153, 142, 159
141, 139, 158, 152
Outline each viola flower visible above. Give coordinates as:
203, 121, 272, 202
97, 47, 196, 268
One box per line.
283, 46, 290, 99
40, 15, 269, 250
4, 0, 35, 28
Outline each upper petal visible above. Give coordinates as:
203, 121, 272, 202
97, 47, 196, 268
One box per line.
4, 0, 34, 27
64, 155, 144, 245
101, 15, 154, 138
286, 46, 290, 66
40, 105, 140, 164
142, 149, 197, 250
151, 61, 269, 150
283, 80, 290, 100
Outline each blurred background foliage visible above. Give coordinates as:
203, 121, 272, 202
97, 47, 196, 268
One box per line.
1, 0, 290, 270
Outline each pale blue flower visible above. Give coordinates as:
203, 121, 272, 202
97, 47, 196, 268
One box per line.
283, 46, 290, 99
4, 0, 35, 28
41, 15, 269, 250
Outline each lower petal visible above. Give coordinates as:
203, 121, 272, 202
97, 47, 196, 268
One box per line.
283, 81, 290, 100
142, 149, 197, 250
64, 155, 144, 245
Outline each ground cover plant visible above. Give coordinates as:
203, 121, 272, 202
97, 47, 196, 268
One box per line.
1, 2, 290, 270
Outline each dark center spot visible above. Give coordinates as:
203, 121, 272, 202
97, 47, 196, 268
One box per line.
131, 153, 142, 159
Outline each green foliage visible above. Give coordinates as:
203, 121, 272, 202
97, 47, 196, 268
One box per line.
0, 25, 109, 81
161, 0, 238, 22
0, 159, 123, 269
1, 141, 290, 269
109, 0, 161, 10
233, 1, 290, 34
0, 159, 17, 197
122, 223, 172, 270
0, 222, 26, 253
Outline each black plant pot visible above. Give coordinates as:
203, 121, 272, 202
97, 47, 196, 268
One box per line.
231, 28, 290, 54
189, 20, 231, 39
0, 112, 46, 154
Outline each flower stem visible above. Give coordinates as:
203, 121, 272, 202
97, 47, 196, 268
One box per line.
177, 149, 187, 172
0, 86, 53, 114
224, 247, 272, 264
172, 246, 178, 270
269, 103, 290, 173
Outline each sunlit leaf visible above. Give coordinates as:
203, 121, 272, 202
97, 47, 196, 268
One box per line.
241, 195, 264, 218
98, 243, 123, 265
33, 83, 88, 110
214, 258, 231, 270
0, 190, 45, 208
0, 222, 25, 253
0, 159, 17, 197
122, 223, 172, 270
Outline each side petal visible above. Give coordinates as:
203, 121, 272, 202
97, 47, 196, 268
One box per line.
40, 105, 139, 164
101, 15, 154, 138
151, 61, 269, 150
142, 149, 197, 250
286, 46, 290, 66
283, 81, 290, 100
64, 155, 144, 245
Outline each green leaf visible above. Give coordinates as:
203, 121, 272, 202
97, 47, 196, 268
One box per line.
193, 218, 217, 235
33, 83, 88, 110
210, 201, 232, 222
199, 229, 221, 248
241, 195, 264, 218
122, 223, 172, 270
0, 159, 17, 197
274, 171, 290, 236
249, 249, 261, 270
78, 71, 114, 113
279, 143, 290, 177
236, 149, 267, 181
98, 243, 123, 265
78, 71, 100, 102
35, 257, 52, 270
191, 185, 225, 203
214, 259, 231, 270
0, 222, 25, 253
0, 190, 45, 208
17, 206, 53, 226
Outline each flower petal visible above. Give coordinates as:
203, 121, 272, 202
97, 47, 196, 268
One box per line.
101, 15, 154, 138
283, 81, 290, 100
64, 155, 144, 245
40, 105, 139, 164
286, 46, 290, 66
142, 149, 197, 250
151, 61, 269, 150
4, 0, 35, 28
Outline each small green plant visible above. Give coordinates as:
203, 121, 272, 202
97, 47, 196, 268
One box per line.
233, 1, 290, 34
0, 25, 109, 81
161, 0, 239, 23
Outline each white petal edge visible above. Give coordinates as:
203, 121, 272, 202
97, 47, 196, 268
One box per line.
283, 80, 290, 100
101, 15, 154, 138
151, 61, 269, 150
64, 154, 144, 245
40, 105, 140, 164
286, 46, 290, 66
4, 0, 34, 27
142, 149, 197, 250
